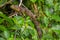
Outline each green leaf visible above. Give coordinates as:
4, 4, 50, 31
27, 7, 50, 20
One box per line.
45, 8, 51, 17
27, 26, 38, 40
0, 0, 7, 7
51, 14, 60, 22
12, 0, 19, 5
0, 18, 4, 24
12, 16, 24, 27
26, 17, 34, 27
43, 16, 49, 27
45, 0, 53, 7
51, 25, 60, 34
8, 35, 14, 40
0, 37, 5, 40
4, 31, 10, 39
0, 12, 14, 26
0, 25, 7, 31
30, 0, 37, 3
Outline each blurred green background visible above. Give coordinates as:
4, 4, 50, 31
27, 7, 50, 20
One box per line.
0, 0, 60, 40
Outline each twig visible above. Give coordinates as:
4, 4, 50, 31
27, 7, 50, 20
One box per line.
19, 0, 23, 7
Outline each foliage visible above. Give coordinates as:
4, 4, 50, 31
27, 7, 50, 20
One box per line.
0, 0, 60, 40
